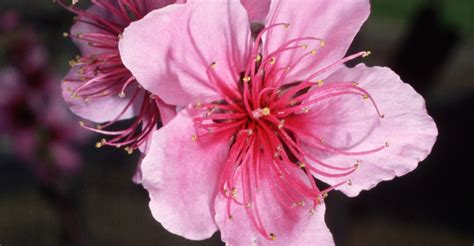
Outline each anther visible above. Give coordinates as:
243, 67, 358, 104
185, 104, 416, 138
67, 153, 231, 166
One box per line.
362, 94, 369, 99
243, 76, 251, 82
278, 120, 285, 129
117, 33, 123, 39
301, 44, 308, 49
95, 141, 103, 148
62, 32, 69, 38
362, 51, 372, 57
194, 101, 202, 109
283, 23, 290, 29
317, 80, 324, 86
210, 62, 217, 68
191, 134, 197, 141
320, 40, 326, 47
124, 147, 134, 154
118, 92, 126, 98
269, 57, 276, 64
309, 208, 315, 215
270, 233, 277, 241
255, 54, 262, 61
79, 121, 85, 127
310, 49, 317, 55
261, 107, 271, 116
297, 161, 306, 168
297, 201, 305, 207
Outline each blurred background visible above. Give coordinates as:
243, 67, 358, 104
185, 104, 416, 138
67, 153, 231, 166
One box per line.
0, 0, 472, 245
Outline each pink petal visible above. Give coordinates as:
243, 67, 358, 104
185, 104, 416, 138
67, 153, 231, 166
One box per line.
61, 67, 141, 123
69, 4, 121, 56
119, 0, 252, 106
240, 0, 271, 23
215, 180, 334, 245
140, 108, 232, 240
299, 64, 438, 197
263, 0, 370, 82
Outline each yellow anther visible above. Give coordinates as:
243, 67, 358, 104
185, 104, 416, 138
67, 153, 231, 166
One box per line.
278, 120, 285, 129
362, 51, 371, 57
322, 192, 328, 198
79, 121, 85, 127
191, 134, 197, 141
231, 187, 237, 197
310, 49, 317, 55
72, 0, 79, 5
261, 107, 271, 116
62, 32, 69, 38
362, 94, 369, 99
124, 147, 134, 154
269, 57, 276, 64
118, 92, 126, 98
242, 76, 251, 82
194, 101, 202, 109
297, 201, 305, 207
320, 40, 326, 47
297, 161, 306, 168
283, 23, 290, 29
317, 80, 324, 86
303, 107, 310, 113
210, 62, 217, 68
270, 233, 277, 241
95, 142, 103, 148
301, 44, 308, 49
255, 54, 262, 62
309, 208, 315, 215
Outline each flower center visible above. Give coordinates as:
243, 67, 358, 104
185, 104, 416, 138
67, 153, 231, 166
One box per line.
58, 0, 162, 153
192, 23, 387, 240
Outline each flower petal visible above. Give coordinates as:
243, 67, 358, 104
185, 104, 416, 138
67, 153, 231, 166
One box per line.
140, 108, 232, 240
263, 0, 370, 82
215, 180, 334, 246
119, 0, 252, 106
61, 67, 141, 122
297, 64, 437, 197
240, 0, 271, 23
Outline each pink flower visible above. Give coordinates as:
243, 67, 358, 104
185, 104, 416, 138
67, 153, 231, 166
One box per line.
119, 0, 438, 244
58, 0, 181, 153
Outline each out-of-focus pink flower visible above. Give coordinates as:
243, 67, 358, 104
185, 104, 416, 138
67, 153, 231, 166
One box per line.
0, 14, 87, 180
120, 0, 437, 244
58, 0, 181, 154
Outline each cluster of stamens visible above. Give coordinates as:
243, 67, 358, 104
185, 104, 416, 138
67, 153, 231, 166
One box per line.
58, 0, 161, 153
192, 23, 387, 240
